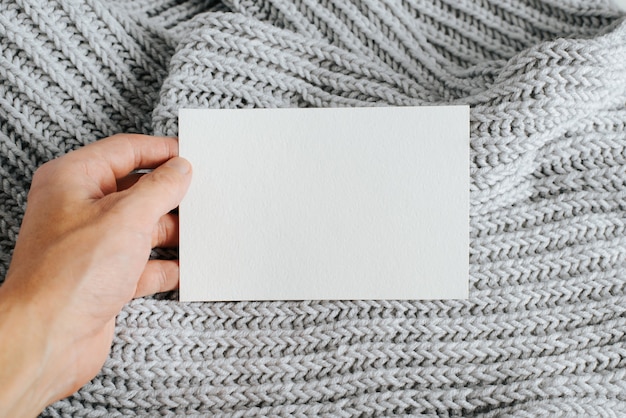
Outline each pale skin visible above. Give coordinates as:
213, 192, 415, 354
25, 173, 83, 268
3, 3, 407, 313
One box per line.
0, 134, 192, 417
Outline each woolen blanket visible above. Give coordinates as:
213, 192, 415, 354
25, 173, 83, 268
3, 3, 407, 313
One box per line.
1, 0, 625, 416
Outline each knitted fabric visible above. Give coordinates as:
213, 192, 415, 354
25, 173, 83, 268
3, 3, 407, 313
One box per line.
1, 0, 625, 416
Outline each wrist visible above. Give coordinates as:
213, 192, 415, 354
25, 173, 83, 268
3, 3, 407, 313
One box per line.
0, 284, 63, 417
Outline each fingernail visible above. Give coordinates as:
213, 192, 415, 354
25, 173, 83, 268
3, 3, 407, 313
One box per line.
165, 157, 191, 174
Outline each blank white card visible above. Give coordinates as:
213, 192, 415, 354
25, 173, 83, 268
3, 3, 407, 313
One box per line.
178, 106, 469, 302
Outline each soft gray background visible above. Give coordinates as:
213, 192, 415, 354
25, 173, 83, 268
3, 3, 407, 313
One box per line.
0, 0, 624, 416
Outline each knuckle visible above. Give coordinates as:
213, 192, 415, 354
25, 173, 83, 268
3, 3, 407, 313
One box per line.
157, 263, 169, 293
154, 219, 168, 247
108, 133, 132, 144
31, 154, 85, 192
29, 160, 67, 199
31, 160, 57, 186
149, 167, 181, 190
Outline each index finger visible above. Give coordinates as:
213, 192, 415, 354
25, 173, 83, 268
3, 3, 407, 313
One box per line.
61, 134, 179, 196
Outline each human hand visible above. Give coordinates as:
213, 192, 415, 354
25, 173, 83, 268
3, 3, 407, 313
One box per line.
0, 134, 191, 417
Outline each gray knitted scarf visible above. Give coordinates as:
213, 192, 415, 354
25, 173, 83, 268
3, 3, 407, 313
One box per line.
1, 0, 625, 416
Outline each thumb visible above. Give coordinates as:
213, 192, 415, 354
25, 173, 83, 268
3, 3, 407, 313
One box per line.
119, 157, 192, 224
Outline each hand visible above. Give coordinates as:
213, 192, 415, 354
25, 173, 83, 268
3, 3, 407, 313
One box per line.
0, 134, 192, 417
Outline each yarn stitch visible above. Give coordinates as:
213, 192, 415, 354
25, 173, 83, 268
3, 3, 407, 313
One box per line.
0, 0, 625, 416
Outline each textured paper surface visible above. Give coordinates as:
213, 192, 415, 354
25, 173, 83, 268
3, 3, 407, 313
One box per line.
178, 106, 469, 301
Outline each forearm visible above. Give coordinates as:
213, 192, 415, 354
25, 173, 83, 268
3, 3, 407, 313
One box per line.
0, 285, 57, 418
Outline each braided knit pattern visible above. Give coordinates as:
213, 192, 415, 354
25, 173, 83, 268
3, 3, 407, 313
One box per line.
0, 0, 625, 416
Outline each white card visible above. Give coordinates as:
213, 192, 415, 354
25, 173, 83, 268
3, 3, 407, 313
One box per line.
178, 106, 469, 302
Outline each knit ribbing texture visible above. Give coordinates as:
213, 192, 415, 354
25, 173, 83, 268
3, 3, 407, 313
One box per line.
0, 0, 625, 416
